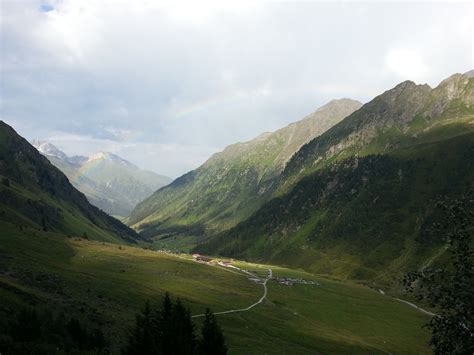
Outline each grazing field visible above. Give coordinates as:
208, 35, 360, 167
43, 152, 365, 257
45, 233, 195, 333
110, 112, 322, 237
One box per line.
0, 223, 430, 354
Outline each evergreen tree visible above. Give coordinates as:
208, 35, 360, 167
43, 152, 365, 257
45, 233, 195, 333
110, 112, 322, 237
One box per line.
159, 292, 173, 353
1, 307, 107, 353
404, 198, 474, 354
198, 309, 227, 355
124, 295, 229, 355
124, 301, 159, 355
170, 298, 196, 354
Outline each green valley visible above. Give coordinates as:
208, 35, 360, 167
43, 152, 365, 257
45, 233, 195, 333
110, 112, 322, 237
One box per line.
0, 224, 431, 354
2, 3, 473, 353
128, 99, 362, 239
193, 72, 474, 287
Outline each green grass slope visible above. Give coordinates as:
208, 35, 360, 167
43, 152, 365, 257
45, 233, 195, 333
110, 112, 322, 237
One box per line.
196, 123, 474, 286
0, 224, 431, 354
195, 71, 474, 286
0, 121, 140, 243
128, 99, 362, 241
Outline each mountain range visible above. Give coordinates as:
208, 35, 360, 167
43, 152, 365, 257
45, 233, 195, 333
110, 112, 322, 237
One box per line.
127, 71, 474, 285
32, 141, 171, 217
2, 71, 472, 286
194, 71, 474, 283
128, 98, 363, 243
0, 122, 140, 243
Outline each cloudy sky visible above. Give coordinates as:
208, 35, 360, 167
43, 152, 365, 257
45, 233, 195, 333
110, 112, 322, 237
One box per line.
1, 0, 472, 178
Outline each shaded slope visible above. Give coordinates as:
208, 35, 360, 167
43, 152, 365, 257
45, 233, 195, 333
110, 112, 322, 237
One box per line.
281, 72, 474, 189
196, 131, 474, 283
195, 72, 474, 283
0, 121, 140, 243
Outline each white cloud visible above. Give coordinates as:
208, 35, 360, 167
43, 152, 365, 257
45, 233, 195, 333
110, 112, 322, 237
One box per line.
44, 130, 218, 177
1, 0, 472, 177
385, 48, 428, 82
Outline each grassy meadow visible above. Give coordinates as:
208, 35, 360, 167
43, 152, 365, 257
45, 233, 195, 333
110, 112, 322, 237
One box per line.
0, 223, 431, 354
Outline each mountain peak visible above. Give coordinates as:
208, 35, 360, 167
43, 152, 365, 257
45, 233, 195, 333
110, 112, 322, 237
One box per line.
464, 69, 474, 78
31, 140, 68, 160
431, 70, 474, 106
316, 98, 363, 112
86, 151, 136, 168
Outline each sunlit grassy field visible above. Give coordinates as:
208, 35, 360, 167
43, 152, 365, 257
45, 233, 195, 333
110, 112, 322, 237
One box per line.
0, 223, 431, 354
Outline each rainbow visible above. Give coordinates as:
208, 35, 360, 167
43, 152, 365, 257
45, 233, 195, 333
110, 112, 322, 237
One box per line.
70, 91, 252, 184
70, 157, 106, 184
169, 91, 248, 120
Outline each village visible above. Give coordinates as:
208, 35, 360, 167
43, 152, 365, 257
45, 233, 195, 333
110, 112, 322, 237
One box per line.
191, 254, 320, 287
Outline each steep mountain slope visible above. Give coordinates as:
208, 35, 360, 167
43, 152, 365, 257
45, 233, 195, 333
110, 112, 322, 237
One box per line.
0, 121, 141, 243
281, 71, 474, 189
128, 99, 362, 240
195, 71, 474, 284
32, 142, 171, 217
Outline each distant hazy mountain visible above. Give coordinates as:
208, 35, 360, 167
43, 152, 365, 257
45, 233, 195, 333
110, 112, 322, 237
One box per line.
0, 122, 140, 243
32, 142, 171, 217
195, 71, 474, 284
128, 98, 362, 241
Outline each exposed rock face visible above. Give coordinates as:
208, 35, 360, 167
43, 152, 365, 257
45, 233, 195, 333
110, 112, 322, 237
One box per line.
282, 71, 474, 186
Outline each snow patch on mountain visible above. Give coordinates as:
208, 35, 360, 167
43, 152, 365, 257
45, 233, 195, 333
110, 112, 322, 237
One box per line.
31, 140, 68, 160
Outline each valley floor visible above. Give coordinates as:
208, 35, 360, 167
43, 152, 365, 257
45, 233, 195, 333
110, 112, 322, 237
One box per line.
0, 223, 431, 354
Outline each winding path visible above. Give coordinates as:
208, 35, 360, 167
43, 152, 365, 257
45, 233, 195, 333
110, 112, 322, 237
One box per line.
190, 254, 436, 320
192, 269, 272, 318
392, 297, 436, 317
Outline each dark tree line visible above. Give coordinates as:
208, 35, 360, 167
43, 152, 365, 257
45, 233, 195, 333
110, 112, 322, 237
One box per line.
404, 198, 474, 354
0, 307, 107, 354
123, 293, 227, 355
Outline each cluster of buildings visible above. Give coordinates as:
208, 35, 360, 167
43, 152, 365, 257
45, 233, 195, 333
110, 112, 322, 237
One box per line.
273, 277, 320, 286
191, 254, 233, 266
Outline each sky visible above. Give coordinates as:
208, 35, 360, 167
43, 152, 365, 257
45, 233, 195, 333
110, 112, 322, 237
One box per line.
1, 0, 472, 178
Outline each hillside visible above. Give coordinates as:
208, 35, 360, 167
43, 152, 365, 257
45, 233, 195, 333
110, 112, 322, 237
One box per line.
195, 71, 474, 284
0, 121, 140, 243
281, 71, 474, 187
128, 99, 362, 242
32, 142, 171, 217
0, 225, 431, 354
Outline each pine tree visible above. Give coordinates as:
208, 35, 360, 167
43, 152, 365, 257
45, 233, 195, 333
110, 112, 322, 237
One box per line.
404, 198, 474, 354
159, 292, 173, 353
198, 308, 227, 355
170, 298, 196, 354
124, 301, 159, 355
